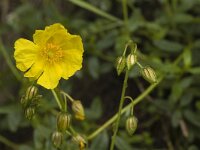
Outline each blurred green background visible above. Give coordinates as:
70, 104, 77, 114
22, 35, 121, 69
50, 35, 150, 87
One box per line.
0, 0, 200, 149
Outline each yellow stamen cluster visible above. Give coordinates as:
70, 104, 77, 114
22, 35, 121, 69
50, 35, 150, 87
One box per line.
41, 43, 63, 64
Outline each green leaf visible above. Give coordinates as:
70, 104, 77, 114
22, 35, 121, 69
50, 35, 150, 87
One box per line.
88, 57, 100, 79
90, 131, 109, 150
0, 104, 19, 114
172, 13, 194, 24
85, 97, 103, 120
115, 136, 133, 150
180, 93, 193, 107
183, 46, 192, 69
18, 145, 33, 150
154, 40, 183, 52
68, 0, 122, 23
188, 145, 199, 150
7, 111, 22, 132
172, 110, 182, 127
188, 67, 200, 74
184, 110, 200, 127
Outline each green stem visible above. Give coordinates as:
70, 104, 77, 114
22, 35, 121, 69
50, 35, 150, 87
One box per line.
0, 38, 21, 81
61, 91, 74, 102
122, 0, 129, 35
124, 96, 134, 115
110, 70, 129, 150
51, 89, 62, 110
87, 77, 161, 140
0, 134, 19, 150
136, 62, 143, 69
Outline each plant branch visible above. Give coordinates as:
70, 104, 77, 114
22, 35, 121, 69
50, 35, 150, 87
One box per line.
51, 89, 62, 110
0, 134, 19, 150
110, 70, 129, 150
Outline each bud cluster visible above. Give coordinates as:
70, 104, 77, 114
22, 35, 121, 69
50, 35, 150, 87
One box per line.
116, 41, 157, 83
21, 85, 41, 120
51, 91, 86, 149
116, 54, 137, 75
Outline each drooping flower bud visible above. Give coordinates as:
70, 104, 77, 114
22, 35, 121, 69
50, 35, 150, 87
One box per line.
57, 112, 71, 132
126, 116, 138, 135
72, 100, 85, 120
52, 131, 63, 148
141, 66, 157, 83
72, 134, 87, 150
21, 86, 38, 107
25, 85, 38, 100
126, 54, 137, 70
116, 56, 126, 75
24, 107, 35, 120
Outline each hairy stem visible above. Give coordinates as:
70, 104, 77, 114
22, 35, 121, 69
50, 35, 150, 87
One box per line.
51, 89, 63, 110
110, 70, 129, 150
0, 134, 19, 150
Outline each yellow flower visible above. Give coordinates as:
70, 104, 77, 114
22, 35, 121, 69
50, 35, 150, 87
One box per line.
14, 23, 84, 89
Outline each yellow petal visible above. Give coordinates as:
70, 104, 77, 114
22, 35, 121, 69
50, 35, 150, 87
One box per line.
61, 49, 83, 79
50, 34, 83, 52
37, 63, 62, 89
24, 58, 44, 78
33, 23, 68, 45
14, 38, 38, 71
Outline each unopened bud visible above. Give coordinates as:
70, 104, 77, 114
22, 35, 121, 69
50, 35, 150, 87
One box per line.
72, 100, 85, 120
141, 66, 157, 83
57, 112, 71, 132
126, 54, 137, 70
52, 131, 63, 148
126, 116, 138, 135
25, 86, 38, 100
116, 56, 126, 75
25, 107, 35, 120
72, 134, 87, 150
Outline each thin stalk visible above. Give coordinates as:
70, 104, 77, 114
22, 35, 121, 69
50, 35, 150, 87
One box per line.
51, 89, 62, 110
0, 135, 19, 150
110, 70, 129, 150
61, 91, 74, 102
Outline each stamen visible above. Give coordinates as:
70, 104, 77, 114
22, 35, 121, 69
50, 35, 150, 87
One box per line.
41, 43, 63, 64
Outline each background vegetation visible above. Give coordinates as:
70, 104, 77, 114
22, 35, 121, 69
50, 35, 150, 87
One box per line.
0, 0, 200, 149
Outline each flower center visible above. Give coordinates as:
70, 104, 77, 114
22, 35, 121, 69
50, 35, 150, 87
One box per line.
41, 43, 63, 64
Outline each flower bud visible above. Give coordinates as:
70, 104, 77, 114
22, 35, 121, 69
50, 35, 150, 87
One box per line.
57, 112, 71, 132
72, 134, 87, 150
72, 100, 85, 120
25, 107, 35, 120
116, 56, 126, 75
52, 131, 63, 148
126, 54, 137, 70
126, 116, 138, 135
20, 97, 27, 106
141, 66, 157, 83
25, 85, 38, 100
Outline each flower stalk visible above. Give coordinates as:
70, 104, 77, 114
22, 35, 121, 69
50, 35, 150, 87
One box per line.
110, 69, 129, 150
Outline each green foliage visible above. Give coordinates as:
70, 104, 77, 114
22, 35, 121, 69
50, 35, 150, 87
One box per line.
0, 0, 200, 149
